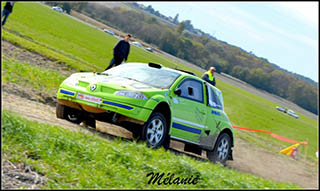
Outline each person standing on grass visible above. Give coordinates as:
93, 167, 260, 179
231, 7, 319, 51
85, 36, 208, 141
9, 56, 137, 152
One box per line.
2, 1, 14, 26
105, 34, 131, 70
202, 66, 216, 86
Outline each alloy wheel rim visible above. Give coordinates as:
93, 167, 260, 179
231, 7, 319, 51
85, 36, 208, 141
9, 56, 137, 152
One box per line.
68, 114, 78, 121
146, 118, 164, 146
217, 138, 229, 161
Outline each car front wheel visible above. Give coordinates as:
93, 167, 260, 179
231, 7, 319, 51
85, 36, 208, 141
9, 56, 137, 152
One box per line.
65, 107, 83, 124
207, 133, 231, 165
142, 112, 168, 148
56, 103, 83, 124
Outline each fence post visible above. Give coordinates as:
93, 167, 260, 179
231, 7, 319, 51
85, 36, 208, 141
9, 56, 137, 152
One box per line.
304, 139, 309, 161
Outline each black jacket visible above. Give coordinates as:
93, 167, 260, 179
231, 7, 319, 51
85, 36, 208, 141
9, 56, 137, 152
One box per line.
113, 40, 130, 61
202, 73, 216, 86
4, 2, 14, 13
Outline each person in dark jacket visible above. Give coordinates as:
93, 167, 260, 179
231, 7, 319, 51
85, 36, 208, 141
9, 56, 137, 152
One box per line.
105, 34, 131, 70
202, 67, 216, 86
2, 2, 14, 26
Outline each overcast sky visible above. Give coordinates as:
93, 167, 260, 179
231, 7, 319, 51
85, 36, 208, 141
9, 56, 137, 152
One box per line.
139, 1, 319, 82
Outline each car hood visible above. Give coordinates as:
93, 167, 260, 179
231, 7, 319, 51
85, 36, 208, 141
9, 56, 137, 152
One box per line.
72, 72, 164, 92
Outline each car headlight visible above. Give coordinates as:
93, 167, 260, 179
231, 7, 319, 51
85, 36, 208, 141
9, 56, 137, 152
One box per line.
115, 90, 148, 100
64, 76, 79, 87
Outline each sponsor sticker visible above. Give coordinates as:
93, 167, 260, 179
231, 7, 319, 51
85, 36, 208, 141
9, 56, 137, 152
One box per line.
76, 93, 101, 104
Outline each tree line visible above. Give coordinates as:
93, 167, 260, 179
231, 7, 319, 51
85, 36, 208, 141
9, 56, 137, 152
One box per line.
45, 2, 318, 115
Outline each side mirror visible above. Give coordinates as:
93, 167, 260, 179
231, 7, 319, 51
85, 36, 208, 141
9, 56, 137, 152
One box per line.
174, 88, 182, 96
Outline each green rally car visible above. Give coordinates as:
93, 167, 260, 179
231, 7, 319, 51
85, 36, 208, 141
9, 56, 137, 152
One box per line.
56, 62, 234, 164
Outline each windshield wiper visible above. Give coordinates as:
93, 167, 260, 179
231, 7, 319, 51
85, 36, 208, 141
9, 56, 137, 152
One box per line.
126, 77, 141, 83
96, 72, 111, 76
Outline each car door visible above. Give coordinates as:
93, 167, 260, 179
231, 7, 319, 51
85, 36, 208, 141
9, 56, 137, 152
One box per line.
170, 78, 207, 144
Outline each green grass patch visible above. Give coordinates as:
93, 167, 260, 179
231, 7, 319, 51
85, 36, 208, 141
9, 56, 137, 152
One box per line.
2, 27, 95, 72
2, 110, 299, 189
1, 2, 201, 76
2, 57, 66, 95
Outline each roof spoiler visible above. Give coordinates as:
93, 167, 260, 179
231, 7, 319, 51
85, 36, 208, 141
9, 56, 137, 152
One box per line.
148, 62, 162, 69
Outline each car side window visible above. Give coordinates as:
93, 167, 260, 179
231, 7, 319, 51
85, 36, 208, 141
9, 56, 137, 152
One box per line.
206, 84, 223, 110
178, 79, 204, 103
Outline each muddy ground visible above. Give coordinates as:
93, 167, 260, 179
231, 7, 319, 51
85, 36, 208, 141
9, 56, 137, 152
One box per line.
1, 154, 48, 189
1, 40, 318, 188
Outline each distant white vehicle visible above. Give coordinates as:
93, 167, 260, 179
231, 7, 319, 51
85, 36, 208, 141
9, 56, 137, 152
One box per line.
276, 106, 287, 113
287, 110, 299, 119
103, 29, 115, 35
132, 41, 143, 47
52, 6, 63, 13
145, 47, 153, 52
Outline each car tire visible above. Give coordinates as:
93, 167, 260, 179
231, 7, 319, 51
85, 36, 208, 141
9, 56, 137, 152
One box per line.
207, 133, 231, 165
83, 116, 96, 129
141, 112, 168, 148
56, 103, 66, 119
65, 106, 83, 124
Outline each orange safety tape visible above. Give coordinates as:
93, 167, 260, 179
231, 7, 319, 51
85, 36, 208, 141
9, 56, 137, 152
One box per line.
232, 126, 272, 134
270, 133, 308, 145
232, 126, 308, 145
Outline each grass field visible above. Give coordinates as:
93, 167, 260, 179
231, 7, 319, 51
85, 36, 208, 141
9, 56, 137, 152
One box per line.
1, 2, 318, 162
1, 110, 298, 189
1, 58, 66, 95
1, 2, 202, 75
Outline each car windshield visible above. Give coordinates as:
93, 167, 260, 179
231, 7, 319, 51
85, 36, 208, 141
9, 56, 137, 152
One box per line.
102, 63, 181, 89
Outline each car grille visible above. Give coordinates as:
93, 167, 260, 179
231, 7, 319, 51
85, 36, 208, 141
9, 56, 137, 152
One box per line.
101, 86, 115, 93
78, 81, 89, 88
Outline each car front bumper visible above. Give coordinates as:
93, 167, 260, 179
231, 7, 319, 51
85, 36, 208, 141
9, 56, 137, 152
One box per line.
57, 88, 152, 123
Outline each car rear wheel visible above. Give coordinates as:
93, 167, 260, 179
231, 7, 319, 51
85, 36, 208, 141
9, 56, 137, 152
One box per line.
142, 112, 168, 148
207, 133, 231, 165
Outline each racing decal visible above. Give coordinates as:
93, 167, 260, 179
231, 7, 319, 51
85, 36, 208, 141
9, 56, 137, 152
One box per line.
172, 122, 201, 134
60, 89, 75, 96
211, 110, 220, 116
173, 98, 179, 104
173, 117, 208, 129
102, 100, 133, 110
77, 93, 101, 104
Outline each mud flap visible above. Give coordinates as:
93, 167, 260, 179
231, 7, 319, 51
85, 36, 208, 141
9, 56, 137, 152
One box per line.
199, 133, 219, 150
228, 148, 233, 160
